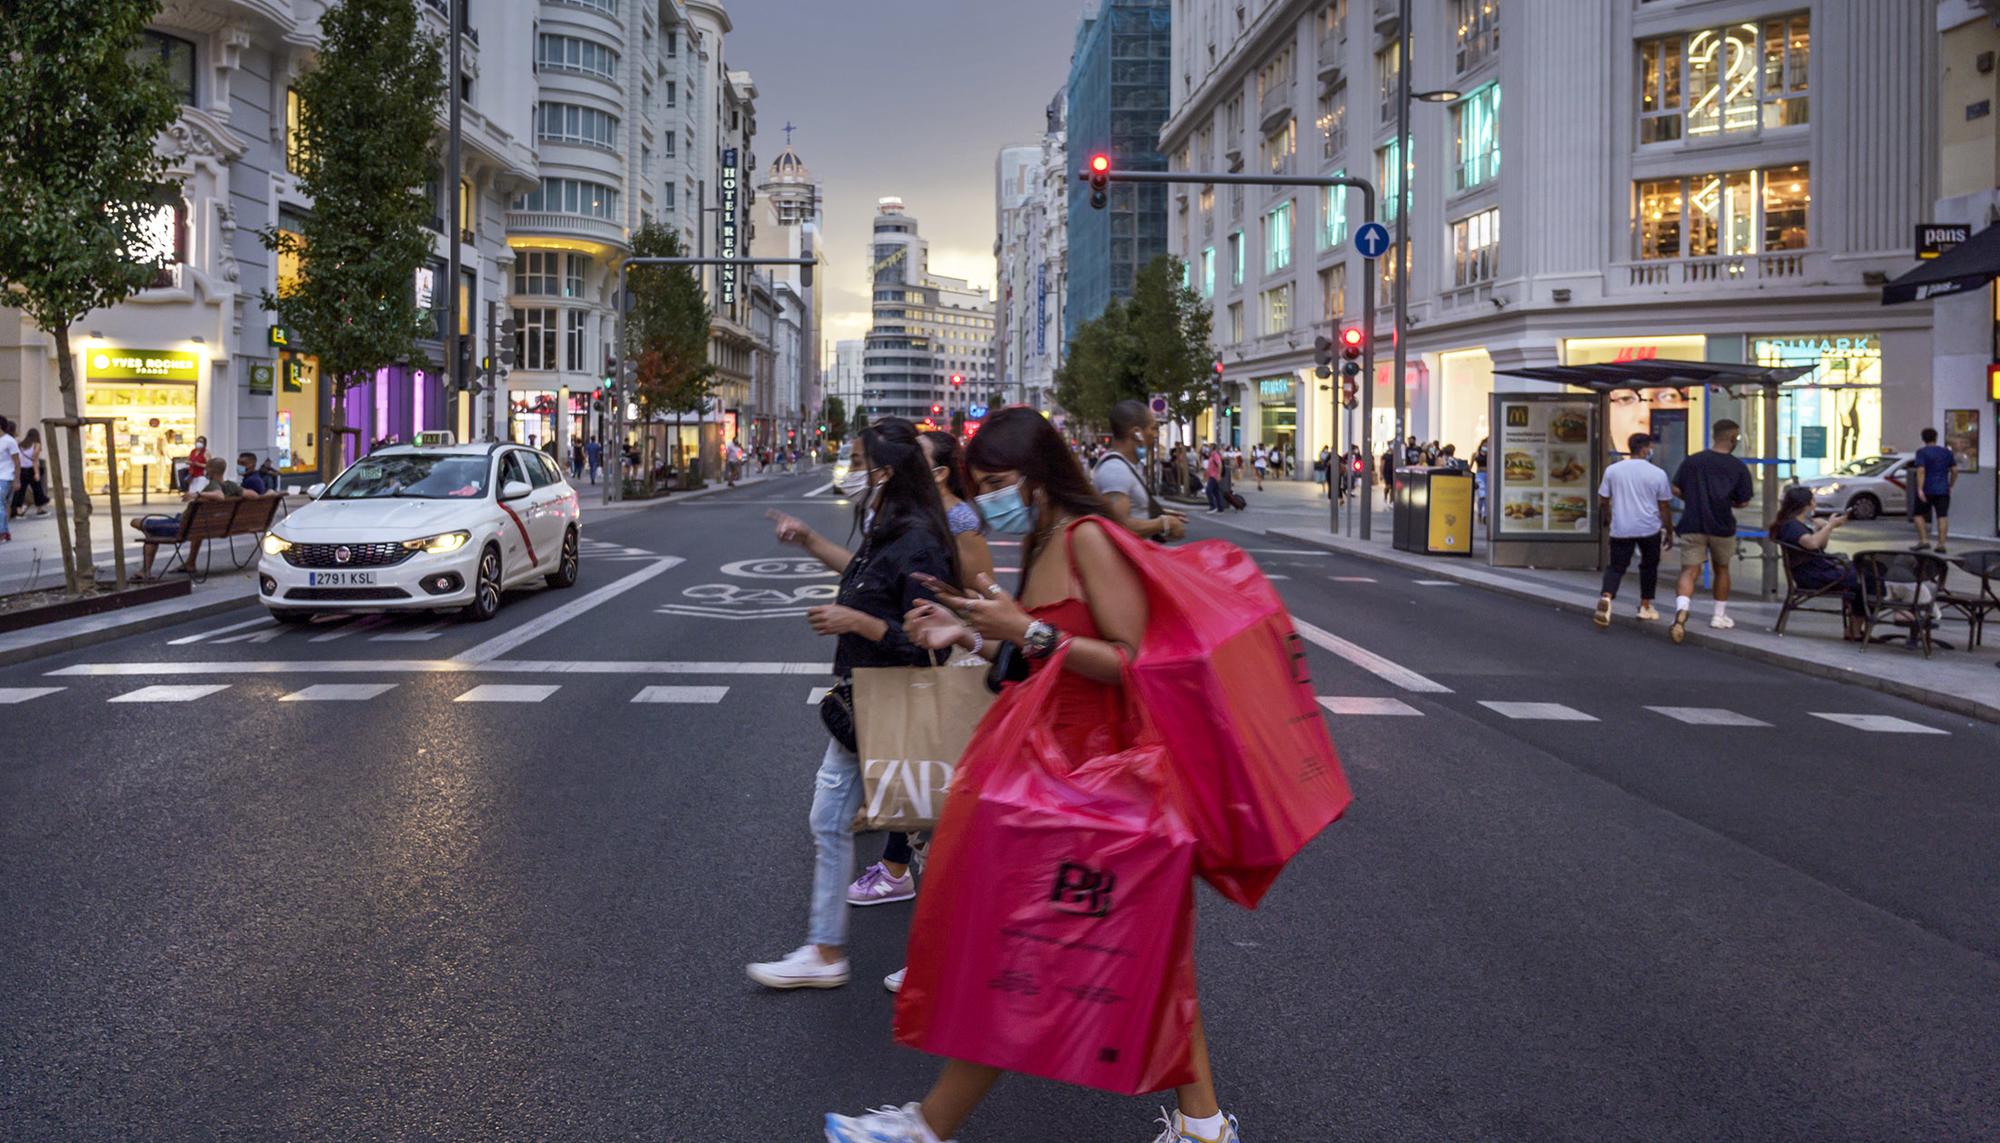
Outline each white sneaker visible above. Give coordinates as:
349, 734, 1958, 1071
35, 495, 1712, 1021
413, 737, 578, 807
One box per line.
1149, 1108, 1242, 1143
824, 1102, 949, 1143
1709, 614, 1736, 630
883, 966, 906, 993
747, 944, 850, 990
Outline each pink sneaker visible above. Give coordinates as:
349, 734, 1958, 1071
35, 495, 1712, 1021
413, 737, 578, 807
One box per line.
846, 863, 915, 907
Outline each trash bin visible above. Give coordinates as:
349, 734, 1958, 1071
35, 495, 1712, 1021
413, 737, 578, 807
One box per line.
1392, 466, 1475, 556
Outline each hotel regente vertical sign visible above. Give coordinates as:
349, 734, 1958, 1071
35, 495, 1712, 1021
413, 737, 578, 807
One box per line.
719, 148, 740, 306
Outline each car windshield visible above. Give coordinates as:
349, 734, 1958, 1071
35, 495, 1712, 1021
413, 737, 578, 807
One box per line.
323, 454, 489, 500
1833, 456, 1898, 478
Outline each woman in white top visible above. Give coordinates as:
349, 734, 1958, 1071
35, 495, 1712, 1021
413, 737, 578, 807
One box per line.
1250, 443, 1268, 490
11, 428, 50, 518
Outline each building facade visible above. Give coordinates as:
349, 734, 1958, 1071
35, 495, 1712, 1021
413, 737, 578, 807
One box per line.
994, 89, 1072, 414
1066, 0, 1173, 337
755, 141, 826, 441
994, 143, 1041, 409
1163, 0, 1939, 489
858, 198, 996, 428
826, 339, 865, 426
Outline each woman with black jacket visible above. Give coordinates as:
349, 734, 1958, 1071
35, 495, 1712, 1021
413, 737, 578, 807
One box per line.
749, 417, 960, 991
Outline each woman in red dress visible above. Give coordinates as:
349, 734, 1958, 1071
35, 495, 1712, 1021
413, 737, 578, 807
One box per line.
823, 408, 1237, 1143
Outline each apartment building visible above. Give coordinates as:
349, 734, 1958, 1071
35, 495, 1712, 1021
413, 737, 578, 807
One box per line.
994, 88, 1071, 412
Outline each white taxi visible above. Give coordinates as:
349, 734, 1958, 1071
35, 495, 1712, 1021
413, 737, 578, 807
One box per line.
257, 439, 582, 623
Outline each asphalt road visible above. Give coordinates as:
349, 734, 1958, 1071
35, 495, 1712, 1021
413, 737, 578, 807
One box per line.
3, 471, 1996, 1141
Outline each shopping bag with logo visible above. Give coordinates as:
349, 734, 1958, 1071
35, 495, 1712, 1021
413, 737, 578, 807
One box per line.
851, 658, 995, 832
894, 648, 1199, 1095
1066, 521, 1353, 909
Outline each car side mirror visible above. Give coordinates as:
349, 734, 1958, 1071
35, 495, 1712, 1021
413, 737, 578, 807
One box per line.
501, 480, 533, 501
306, 483, 326, 499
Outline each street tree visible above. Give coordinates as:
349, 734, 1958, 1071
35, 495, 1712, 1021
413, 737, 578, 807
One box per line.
0, 0, 184, 590
626, 220, 714, 485
1053, 255, 1213, 438
1053, 297, 1141, 429
259, 0, 443, 482
821, 394, 848, 445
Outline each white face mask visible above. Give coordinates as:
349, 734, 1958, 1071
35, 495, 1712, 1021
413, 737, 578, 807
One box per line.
837, 468, 869, 498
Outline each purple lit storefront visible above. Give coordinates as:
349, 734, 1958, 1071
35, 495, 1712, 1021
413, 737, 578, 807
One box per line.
338, 365, 445, 465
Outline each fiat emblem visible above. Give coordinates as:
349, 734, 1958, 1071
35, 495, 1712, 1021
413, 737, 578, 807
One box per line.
334, 546, 352, 564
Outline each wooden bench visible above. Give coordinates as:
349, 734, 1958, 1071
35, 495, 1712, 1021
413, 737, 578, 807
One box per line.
139, 496, 283, 583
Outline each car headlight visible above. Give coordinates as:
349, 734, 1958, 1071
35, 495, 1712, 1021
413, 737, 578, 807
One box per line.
403, 530, 472, 554
1814, 483, 1841, 497
263, 534, 294, 556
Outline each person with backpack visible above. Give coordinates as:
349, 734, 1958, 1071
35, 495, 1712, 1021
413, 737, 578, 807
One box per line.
1094, 399, 1187, 542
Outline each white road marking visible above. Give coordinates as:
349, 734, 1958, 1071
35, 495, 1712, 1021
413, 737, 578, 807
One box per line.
802, 481, 835, 497
454, 684, 560, 703
632, 686, 730, 703
281, 683, 399, 702
1245, 549, 1331, 557
47, 659, 831, 677
109, 684, 231, 703
1317, 696, 1423, 716
1480, 701, 1598, 722
0, 687, 65, 704
309, 615, 391, 643
656, 605, 816, 620
1290, 619, 1453, 694
1809, 712, 1949, 735
210, 627, 288, 645
1413, 580, 1460, 587
453, 556, 684, 664
1646, 706, 1772, 727
1331, 576, 1378, 583
1265, 574, 1291, 581
807, 685, 831, 704
167, 616, 273, 645
371, 621, 447, 642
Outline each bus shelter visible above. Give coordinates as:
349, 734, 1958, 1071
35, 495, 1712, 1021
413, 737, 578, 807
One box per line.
1488, 360, 1811, 598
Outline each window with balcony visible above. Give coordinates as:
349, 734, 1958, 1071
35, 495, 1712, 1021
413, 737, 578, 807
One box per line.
1201, 246, 1215, 296
1198, 185, 1215, 220
1228, 230, 1244, 286
514, 307, 560, 371
1261, 118, 1295, 175
536, 102, 620, 149
666, 30, 677, 57
566, 309, 587, 372
1375, 139, 1407, 220
1637, 16, 1808, 145
1634, 163, 1808, 259
1321, 176, 1348, 248
1453, 0, 1499, 75
537, 34, 619, 80
1225, 95, 1244, 140
1451, 207, 1498, 286
1265, 200, 1294, 273
1319, 0, 1348, 45
554, 0, 617, 13
131, 31, 196, 106
1196, 124, 1213, 167
1320, 263, 1347, 322
285, 87, 309, 175
1257, 47, 1294, 104
1262, 283, 1293, 335
1228, 301, 1244, 344
1317, 87, 1347, 161
666, 81, 677, 108
1376, 47, 1399, 125
513, 178, 621, 221
1452, 83, 1500, 191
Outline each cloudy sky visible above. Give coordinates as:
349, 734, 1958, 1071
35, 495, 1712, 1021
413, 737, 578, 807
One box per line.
724, 0, 1088, 348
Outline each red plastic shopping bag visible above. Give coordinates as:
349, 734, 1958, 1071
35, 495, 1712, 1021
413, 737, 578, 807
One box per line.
1073, 522, 1353, 909
895, 651, 1199, 1095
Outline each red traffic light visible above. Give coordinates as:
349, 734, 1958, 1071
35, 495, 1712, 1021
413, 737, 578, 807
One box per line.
950, 373, 964, 386
1212, 360, 1224, 375
1341, 327, 1364, 348
1090, 154, 1110, 174
930, 404, 942, 414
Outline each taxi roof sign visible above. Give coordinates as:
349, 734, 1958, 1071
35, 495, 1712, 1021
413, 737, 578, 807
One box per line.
413, 430, 457, 447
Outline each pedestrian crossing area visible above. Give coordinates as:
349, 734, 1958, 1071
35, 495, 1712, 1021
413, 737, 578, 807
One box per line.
2, 680, 1959, 735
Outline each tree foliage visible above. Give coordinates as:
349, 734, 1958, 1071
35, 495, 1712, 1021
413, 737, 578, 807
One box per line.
259, 0, 443, 463
821, 394, 848, 443
0, 0, 185, 588
1054, 254, 1215, 432
627, 220, 715, 423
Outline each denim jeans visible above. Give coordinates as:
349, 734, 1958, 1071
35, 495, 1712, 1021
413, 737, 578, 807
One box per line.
807, 736, 863, 948
0, 480, 12, 536
1204, 477, 1224, 512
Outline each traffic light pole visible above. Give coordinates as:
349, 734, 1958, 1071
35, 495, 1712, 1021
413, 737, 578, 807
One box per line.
608, 255, 818, 505
1080, 166, 1378, 539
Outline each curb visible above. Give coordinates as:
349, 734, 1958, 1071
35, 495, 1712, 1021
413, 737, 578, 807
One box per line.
1262, 525, 2000, 727
0, 584, 258, 669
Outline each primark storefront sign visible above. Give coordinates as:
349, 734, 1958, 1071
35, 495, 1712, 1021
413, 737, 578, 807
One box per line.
719, 148, 740, 305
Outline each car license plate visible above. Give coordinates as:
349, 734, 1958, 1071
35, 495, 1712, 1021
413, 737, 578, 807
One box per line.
308, 571, 377, 587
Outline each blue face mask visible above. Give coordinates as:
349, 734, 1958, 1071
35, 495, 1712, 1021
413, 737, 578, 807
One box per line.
975, 482, 1035, 536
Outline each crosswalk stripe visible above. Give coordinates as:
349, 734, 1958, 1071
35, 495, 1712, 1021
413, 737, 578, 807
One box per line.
0, 687, 65, 704
371, 621, 447, 642
1245, 549, 1331, 557
453, 684, 560, 703
1809, 712, 1949, 735
1646, 706, 1772, 727
209, 626, 285, 645
310, 616, 390, 643
109, 684, 230, 703
167, 616, 272, 645
807, 686, 831, 705
1331, 576, 1377, 583
1291, 619, 1453, 694
632, 686, 730, 703
1479, 701, 1597, 722
281, 683, 399, 702
1413, 580, 1459, 587
1265, 574, 1291, 580
1317, 696, 1422, 716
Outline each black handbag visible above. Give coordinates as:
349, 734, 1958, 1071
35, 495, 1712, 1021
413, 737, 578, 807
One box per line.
819, 677, 857, 753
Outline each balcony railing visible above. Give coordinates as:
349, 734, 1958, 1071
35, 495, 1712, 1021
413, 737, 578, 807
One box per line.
1618, 250, 1818, 291
505, 211, 629, 249
1259, 83, 1292, 131
1317, 30, 1346, 80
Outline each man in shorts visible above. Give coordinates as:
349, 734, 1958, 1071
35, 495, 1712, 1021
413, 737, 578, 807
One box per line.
1910, 427, 1958, 554
1669, 419, 1754, 643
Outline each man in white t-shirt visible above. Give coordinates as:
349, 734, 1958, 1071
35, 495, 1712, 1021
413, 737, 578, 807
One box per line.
0, 416, 21, 542
1594, 431, 1676, 628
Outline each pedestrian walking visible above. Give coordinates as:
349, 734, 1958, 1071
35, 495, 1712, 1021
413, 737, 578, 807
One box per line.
0, 416, 20, 543
1315, 445, 1334, 499
1251, 444, 1268, 491
1203, 445, 1225, 514
1910, 427, 1958, 554
1594, 432, 1676, 629
1472, 436, 1490, 523
1380, 446, 1396, 506
1092, 399, 1187, 543
570, 437, 585, 481
748, 417, 958, 993
1668, 419, 1755, 643
9, 427, 50, 518
829, 406, 1243, 1143
585, 437, 603, 484
1771, 486, 1866, 640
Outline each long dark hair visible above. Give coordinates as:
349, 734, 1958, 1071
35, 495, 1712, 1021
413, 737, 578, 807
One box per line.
964, 406, 1108, 565
1772, 484, 1815, 530
856, 417, 961, 584
919, 430, 969, 502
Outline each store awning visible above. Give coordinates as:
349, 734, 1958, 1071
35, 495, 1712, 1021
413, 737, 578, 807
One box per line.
1881, 223, 2000, 305
1493, 359, 1813, 392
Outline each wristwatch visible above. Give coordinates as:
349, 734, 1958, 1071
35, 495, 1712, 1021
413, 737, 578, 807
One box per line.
1021, 619, 1061, 659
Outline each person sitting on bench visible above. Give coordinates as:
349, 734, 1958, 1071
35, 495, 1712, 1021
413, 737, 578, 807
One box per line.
131, 456, 244, 579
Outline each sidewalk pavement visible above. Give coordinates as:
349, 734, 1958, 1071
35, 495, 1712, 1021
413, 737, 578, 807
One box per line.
1199, 478, 2000, 725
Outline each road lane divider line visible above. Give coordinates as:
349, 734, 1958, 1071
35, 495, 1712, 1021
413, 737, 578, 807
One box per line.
108, 684, 231, 703
167, 616, 273, 645
632, 686, 730, 703
1291, 619, 1453, 694
0, 687, 66, 703
1318, 696, 1423, 716
45, 658, 831, 677
803, 481, 835, 497
452, 556, 685, 665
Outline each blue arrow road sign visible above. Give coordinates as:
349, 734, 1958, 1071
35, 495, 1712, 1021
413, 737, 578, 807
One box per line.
1355, 221, 1391, 259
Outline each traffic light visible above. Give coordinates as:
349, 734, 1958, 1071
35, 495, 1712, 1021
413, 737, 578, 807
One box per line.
1340, 378, 1359, 409
1212, 359, 1224, 378
498, 314, 517, 367
1340, 326, 1364, 378
1086, 153, 1110, 210
950, 373, 964, 387
930, 404, 943, 415
1313, 334, 1334, 380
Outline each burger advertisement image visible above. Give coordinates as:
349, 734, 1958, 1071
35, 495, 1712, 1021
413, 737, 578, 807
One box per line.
1493, 399, 1596, 537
